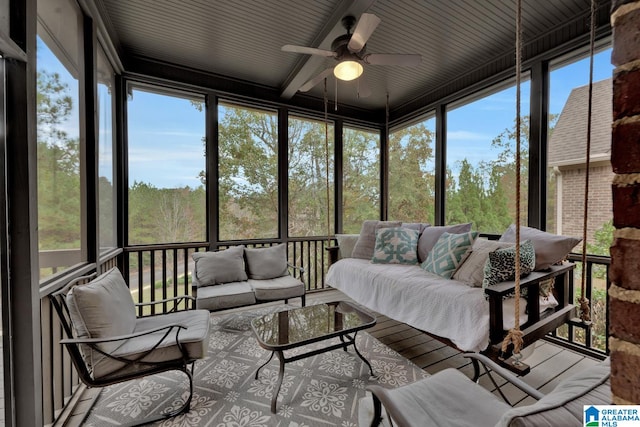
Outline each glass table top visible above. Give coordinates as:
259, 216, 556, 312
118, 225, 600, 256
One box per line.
251, 301, 376, 350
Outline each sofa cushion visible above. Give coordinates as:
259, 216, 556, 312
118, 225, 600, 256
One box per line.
499, 225, 581, 271
335, 234, 359, 259
352, 220, 402, 259
372, 227, 420, 264
192, 245, 247, 286
244, 244, 288, 280
417, 223, 472, 262
250, 276, 305, 301
453, 239, 513, 287
483, 240, 535, 289
195, 281, 256, 311
421, 231, 478, 279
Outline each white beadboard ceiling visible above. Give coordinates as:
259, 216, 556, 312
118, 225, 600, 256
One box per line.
96, 0, 610, 115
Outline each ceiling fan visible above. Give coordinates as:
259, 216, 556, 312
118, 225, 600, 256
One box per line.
282, 13, 422, 93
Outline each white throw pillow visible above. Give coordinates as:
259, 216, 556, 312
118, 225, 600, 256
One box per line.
453, 239, 513, 287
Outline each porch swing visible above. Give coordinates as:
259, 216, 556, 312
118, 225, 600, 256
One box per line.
361, 1, 610, 426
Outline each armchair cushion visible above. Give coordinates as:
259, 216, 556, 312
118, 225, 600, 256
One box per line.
244, 244, 288, 280
363, 368, 509, 427
93, 309, 210, 380
66, 268, 136, 349
65, 268, 137, 372
193, 245, 247, 286
497, 358, 610, 426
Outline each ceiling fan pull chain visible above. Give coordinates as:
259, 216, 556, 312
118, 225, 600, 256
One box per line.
335, 79, 338, 111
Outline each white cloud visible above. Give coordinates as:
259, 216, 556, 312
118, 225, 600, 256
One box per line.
131, 129, 205, 138
447, 130, 491, 141
127, 146, 202, 163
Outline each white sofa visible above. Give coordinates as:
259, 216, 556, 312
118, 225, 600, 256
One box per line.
191, 244, 305, 311
326, 223, 578, 352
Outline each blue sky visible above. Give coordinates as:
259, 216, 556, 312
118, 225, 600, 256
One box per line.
38, 36, 614, 189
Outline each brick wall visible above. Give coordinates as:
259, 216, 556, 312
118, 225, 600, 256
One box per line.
559, 164, 613, 244
610, 0, 640, 405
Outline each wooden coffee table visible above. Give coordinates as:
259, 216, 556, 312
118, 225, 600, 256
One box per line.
251, 301, 377, 413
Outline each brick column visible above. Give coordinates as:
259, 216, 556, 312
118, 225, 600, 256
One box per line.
610, 0, 640, 405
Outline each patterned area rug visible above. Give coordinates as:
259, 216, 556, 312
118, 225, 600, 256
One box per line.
84, 305, 429, 426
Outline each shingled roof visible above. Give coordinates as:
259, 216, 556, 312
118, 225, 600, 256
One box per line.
548, 78, 611, 167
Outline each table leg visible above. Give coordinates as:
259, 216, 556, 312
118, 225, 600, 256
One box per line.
255, 351, 275, 379
351, 332, 375, 377
271, 350, 285, 413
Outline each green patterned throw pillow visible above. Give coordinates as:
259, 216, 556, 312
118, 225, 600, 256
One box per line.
482, 239, 536, 289
421, 231, 478, 278
371, 227, 420, 264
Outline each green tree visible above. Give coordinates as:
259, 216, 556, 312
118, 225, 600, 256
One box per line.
217, 105, 279, 240
388, 123, 435, 223
287, 118, 334, 237
342, 128, 380, 233
37, 70, 81, 251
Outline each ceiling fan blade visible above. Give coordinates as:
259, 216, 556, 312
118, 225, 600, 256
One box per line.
347, 13, 381, 53
299, 67, 334, 92
282, 45, 336, 57
363, 53, 422, 66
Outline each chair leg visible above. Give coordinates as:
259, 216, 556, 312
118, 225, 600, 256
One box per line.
167, 368, 193, 417
370, 393, 383, 427
301, 294, 306, 306
122, 368, 194, 426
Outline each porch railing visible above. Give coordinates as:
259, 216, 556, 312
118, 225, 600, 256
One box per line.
38, 240, 608, 425
122, 237, 335, 316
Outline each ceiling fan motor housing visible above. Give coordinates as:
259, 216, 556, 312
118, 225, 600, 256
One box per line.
332, 34, 365, 59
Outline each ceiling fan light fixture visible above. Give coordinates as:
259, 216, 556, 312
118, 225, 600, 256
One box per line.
334, 60, 363, 81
